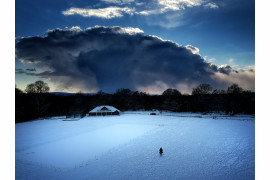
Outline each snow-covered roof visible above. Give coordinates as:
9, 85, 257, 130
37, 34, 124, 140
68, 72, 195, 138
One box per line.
89, 105, 120, 113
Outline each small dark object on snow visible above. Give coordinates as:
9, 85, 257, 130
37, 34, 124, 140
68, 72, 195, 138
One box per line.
150, 113, 156, 115
159, 147, 163, 155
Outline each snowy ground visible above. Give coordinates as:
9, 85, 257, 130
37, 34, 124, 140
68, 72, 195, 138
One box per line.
16, 112, 255, 180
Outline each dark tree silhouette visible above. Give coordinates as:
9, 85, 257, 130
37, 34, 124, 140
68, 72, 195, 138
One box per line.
97, 90, 106, 96
25, 80, 50, 93
15, 87, 23, 94
162, 88, 181, 96
25, 83, 37, 93
115, 88, 133, 96
15, 83, 255, 123
212, 89, 226, 94
24, 80, 51, 117
192, 84, 213, 95
227, 84, 243, 94
35, 80, 50, 93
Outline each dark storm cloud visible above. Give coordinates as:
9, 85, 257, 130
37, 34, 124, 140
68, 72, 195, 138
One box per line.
26, 68, 36, 71
218, 65, 232, 75
217, 65, 240, 74
15, 68, 36, 76
15, 26, 247, 93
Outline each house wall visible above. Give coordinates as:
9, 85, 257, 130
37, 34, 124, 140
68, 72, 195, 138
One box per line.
112, 111, 120, 115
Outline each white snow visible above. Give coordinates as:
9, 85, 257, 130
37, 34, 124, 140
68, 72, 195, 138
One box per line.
16, 112, 255, 179
16, 124, 157, 169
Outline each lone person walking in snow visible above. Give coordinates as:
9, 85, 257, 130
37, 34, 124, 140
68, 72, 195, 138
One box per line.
159, 147, 163, 156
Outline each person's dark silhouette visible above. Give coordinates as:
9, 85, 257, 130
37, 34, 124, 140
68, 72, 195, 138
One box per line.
159, 147, 163, 155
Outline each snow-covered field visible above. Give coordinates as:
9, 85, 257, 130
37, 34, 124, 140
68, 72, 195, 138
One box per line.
16, 112, 255, 180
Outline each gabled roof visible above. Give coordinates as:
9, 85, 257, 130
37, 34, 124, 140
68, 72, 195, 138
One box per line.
89, 105, 120, 113
101, 107, 109, 111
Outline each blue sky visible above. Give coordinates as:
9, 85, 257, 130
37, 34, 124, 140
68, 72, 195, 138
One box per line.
15, 0, 255, 94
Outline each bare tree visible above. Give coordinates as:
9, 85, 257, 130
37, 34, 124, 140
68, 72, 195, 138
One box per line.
212, 89, 226, 94
115, 88, 133, 96
34, 80, 50, 93
192, 84, 213, 95
25, 80, 50, 116
25, 80, 50, 93
162, 88, 181, 96
25, 83, 37, 93
227, 84, 243, 94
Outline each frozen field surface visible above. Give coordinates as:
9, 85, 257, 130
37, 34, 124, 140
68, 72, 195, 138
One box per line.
16, 112, 255, 180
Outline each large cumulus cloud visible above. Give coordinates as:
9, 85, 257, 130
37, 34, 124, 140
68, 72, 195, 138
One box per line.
15, 26, 254, 93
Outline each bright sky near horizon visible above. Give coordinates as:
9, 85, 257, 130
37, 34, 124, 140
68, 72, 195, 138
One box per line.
15, 0, 255, 94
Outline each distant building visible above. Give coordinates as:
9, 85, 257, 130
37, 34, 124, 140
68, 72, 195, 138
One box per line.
89, 105, 120, 116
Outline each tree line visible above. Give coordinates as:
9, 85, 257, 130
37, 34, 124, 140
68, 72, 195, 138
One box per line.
15, 81, 255, 123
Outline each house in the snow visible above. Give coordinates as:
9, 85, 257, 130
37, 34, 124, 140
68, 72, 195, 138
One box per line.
89, 105, 120, 116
